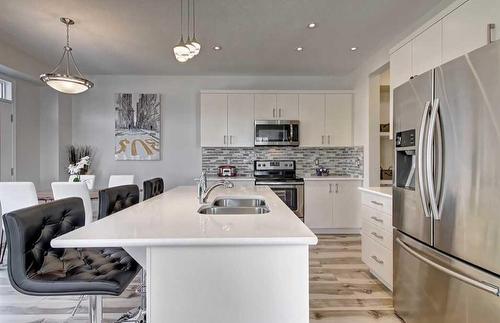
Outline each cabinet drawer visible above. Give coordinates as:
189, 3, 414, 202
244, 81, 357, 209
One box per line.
363, 220, 392, 250
361, 192, 391, 214
362, 235, 393, 288
362, 206, 392, 232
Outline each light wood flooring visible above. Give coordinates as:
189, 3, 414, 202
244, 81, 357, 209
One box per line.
0, 234, 402, 322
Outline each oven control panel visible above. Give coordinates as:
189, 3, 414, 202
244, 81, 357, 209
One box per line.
255, 160, 295, 170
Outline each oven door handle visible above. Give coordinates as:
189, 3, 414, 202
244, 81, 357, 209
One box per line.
255, 182, 303, 187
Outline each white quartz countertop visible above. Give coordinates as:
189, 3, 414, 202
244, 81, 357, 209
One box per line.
303, 176, 363, 181
358, 186, 392, 198
206, 176, 255, 181
52, 186, 318, 248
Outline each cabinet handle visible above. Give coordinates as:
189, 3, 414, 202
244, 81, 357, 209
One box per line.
371, 255, 384, 265
278, 108, 282, 118
371, 232, 383, 240
488, 23, 496, 44
335, 183, 339, 193
370, 216, 383, 224
321, 135, 325, 145
229, 135, 233, 144
224, 135, 227, 145
371, 200, 384, 206
273, 108, 276, 118
328, 135, 331, 145
329, 183, 332, 193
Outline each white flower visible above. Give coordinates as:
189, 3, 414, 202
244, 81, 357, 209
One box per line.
68, 164, 80, 175
68, 156, 91, 175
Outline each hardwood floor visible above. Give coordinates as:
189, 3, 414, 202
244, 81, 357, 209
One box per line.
0, 234, 401, 322
309, 235, 402, 323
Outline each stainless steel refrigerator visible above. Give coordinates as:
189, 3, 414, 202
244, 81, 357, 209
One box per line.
393, 40, 500, 323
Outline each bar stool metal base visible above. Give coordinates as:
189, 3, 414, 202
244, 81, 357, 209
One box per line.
115, 306, 146, 323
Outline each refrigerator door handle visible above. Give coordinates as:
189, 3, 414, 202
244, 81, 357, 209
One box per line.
426, 98, 441, 220
418, 101, 432, 218
396, 238, 500, 296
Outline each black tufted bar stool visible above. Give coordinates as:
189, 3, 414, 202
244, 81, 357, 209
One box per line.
99, 184, 140, 220
99, 184, 145, 322
2, 197, 140, 323
143, 177, 164, 201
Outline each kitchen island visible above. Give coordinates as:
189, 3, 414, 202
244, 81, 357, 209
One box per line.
52, 185, 317, 323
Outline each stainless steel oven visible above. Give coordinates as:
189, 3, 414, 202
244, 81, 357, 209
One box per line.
254, 120, 299, 146
254, 160, 304, 221
255, 180, 304, 221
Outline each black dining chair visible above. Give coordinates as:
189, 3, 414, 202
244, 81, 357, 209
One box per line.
143, 177, 164, 200
2, 197, 141, 323
98, 184, 144, 322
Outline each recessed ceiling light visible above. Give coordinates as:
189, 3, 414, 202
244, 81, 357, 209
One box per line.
307, 22, 317, 29
350, 47, 358, 51
296, 47, 304, 52
213, 45, 222, 51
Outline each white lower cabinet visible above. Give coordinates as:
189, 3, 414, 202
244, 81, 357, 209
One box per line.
359, 189, 393, 290
305, 179, 362, 233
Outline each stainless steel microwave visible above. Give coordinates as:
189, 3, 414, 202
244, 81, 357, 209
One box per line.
254, 120, 299, 146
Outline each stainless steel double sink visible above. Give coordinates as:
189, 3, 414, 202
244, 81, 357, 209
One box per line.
198, 197, 270, 215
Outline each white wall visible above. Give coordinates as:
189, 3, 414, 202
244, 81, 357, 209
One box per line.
14, 79, 42, 186
71, 75, 353, 189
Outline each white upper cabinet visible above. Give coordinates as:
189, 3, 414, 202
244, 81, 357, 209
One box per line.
201, 93, 253, 147
299, 94, 325, 147
442, 0, 500, 63
390, 42, 413, 89
412, 21, 443, 76
201, 94, 227, 147
277, 94, 299, 120
325, 94, 352, 147
254, 94, 276, 120
227, 94, 254, 147
254, 93, 299, 120
299, 93, 353, 147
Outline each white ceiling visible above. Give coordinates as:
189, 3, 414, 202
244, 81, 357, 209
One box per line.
0, 0, 450, 76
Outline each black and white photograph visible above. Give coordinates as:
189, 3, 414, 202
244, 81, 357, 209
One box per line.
114, 93, 161, 160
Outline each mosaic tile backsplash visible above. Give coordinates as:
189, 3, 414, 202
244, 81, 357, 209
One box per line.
202, 146, 364, 177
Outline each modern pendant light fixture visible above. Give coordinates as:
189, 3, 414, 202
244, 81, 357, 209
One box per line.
173, 0, 191, 62
185, 0, 196, 59
173, 0, 201, 62
190, 0, 201, 55
40, 18, 94, 94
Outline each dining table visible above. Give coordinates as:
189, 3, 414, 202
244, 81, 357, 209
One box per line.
37, 190, 100, 203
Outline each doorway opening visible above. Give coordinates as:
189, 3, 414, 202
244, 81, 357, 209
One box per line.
0, 77, 15, 181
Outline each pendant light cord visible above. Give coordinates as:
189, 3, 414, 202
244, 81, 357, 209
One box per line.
180, 0, 183, 39
193, 0, 196, 37
187, 0, 190, 38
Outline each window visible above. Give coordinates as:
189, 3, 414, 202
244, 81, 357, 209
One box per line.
0, 78, 13, 102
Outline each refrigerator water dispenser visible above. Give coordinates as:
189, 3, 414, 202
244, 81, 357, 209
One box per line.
395, 129, 416, 190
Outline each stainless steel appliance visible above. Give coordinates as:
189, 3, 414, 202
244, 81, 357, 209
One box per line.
217, 165, 237, 177
254, 160, 304, 221
393, 41, 500, 323
254, 120, 299, 146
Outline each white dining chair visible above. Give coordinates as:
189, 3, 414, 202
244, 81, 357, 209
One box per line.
51, 182, 93, 225
68, 175, 96, 190
108, 175, 135, 188
0, 182, 39, 264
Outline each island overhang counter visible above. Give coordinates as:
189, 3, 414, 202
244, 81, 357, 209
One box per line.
52, 185, 318, 323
